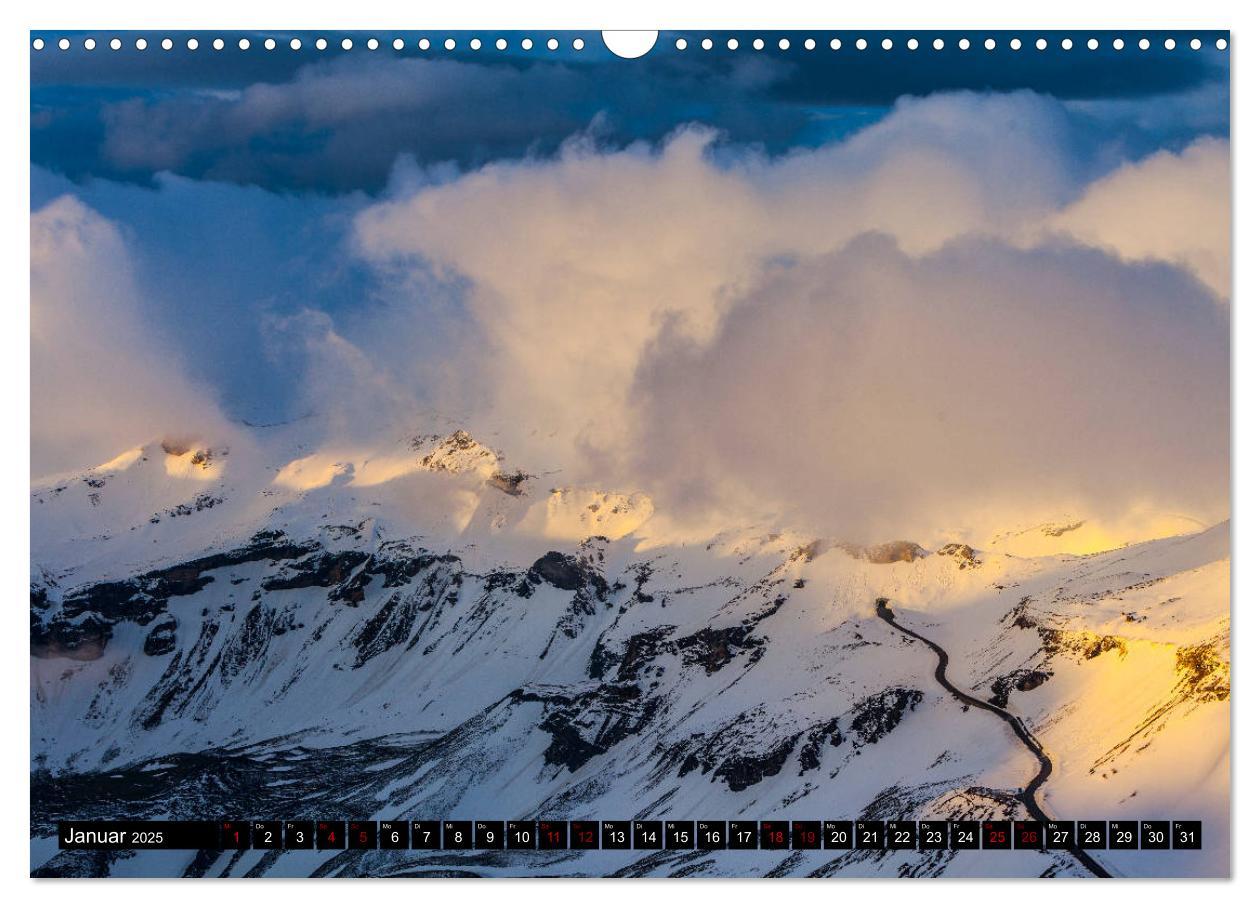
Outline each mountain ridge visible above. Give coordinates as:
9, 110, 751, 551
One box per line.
30, 429, 1230, 877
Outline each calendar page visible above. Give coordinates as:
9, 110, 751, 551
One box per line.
30, 29, 1230, 879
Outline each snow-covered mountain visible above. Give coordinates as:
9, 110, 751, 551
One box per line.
29, 428, 1230, 878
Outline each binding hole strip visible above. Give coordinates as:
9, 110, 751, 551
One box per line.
30, 32, 1230, 54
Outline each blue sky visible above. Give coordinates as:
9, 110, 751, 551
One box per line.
29, 33, 1231, 541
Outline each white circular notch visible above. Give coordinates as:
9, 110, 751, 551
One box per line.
602, 30, 658, 59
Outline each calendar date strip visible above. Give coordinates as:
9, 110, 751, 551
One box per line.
57, 819, 1201, 851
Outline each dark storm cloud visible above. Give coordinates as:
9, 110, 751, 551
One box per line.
30, 31, 1228, 193
96, 56, 801, 194
762, 34, 1223, 104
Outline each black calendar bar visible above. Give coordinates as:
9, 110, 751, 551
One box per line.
58, 821, 219, 850
57, 819, 1203, 850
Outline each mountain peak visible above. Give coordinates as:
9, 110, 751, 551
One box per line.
841, 540, 928, 564
412, 429, 501, 478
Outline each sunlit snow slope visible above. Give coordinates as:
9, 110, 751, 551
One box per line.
30, 429, 1229, 878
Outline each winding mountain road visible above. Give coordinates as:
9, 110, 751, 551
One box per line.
874, 598, 1110, 879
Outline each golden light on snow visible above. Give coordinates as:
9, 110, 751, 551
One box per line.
273, 452, 352, 490
162, 447, 224, 481
271, 451, 422, 490
94, 446, 145, 473
523, 488, 655, 541
352, 453, 428, 487
990, 509, 1209, 557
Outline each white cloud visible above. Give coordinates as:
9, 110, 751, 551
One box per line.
30, 196, 235, 478
35, 91, 1218, 541
354, 93, 1081, 467
347, 91, 1230, 543
1047, 137, 1230, 298
629, 235, 1228, 543
261, 307, 422, 444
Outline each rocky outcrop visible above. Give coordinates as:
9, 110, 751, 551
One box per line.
588, 626, 674, 681
676, 714, 803, 793
672, 625, 765, 675
413, 429, 499, 475
1038, 626, 1127, 661
842, 541, 928, 564
937, 543, 980, 569
531, 551, 600, 592
30, 607, 111, 661
488, 470, 530, 496
349, 556, 464, 667
849, 688, 923, 745
988, 669, 1052, 708
798, 717, 845, 773
143, 616, 178, 657
260, 550, 370, 593
1175, 642, 1230, 702
514, 683, 662, 772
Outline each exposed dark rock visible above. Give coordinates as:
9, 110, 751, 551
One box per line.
714, 735, 800, 791
1043, 520, 1085, 537
798, 717, 845, 773
487, 470, 530, 496
1038, 626, 1127, 661
588, 626, 675, 681
137, 619, 222, 729
330, 545, 454, 605
678, 729, 801, 792
180, 849, 223, 878
849, 688, 923, 745
188, 449, 218, 470
988, 669, 1052, 708
1016, 671, 1050, 691
842, 541, 928, 564
530, 551, 599, 593
59, 532, 322, 629
484, 569, 533, 600
261, 550, 370, 594
143, 616, 178, 657
31, 611, 112, 660
1175, 643, 1230, 702
531, 551, 612, 651
671, 708, 803, 793
672, 625, 764, 675
1003, 597, 1039, 629
514, 683, 662, 772
159, 494, 224, 521
351, 558, 463, 667
589, 621, 764, 682
937, 543, 980, 569
376, 547, 456, 589
60, 578, 173, 627
351, 594, 409, 665
220, 605, 271, 680
544, 590, 599, 651
790, 540, 829, 563
628, 562, 655, 602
